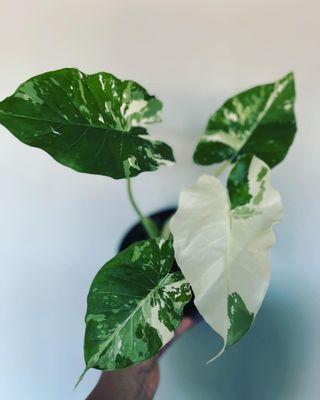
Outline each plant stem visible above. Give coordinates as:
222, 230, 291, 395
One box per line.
213, 160, 230, 177
126, 178, 159, 239
160, 218, 171, 240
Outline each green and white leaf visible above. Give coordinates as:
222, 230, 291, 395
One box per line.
0, 68, 174, 179
193, 72, 296, 168
170, 156, 282, 359
82, 236, 191, 379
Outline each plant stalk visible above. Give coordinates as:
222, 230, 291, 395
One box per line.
126, 178, 159, 239
213, 160, 230, 177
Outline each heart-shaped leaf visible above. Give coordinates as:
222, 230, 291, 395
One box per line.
0, 68, 174, 179
170, 156, 282, 359
193, 72, 296, 168
81, 236, 191, 381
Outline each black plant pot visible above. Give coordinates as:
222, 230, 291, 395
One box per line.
119, 208, 202, 321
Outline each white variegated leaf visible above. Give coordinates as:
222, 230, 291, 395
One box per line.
77, 236, 191, 385
193, 72, 296, 168
170, 156, 283, 359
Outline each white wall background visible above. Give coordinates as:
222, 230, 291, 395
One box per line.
0, 1, 319, 399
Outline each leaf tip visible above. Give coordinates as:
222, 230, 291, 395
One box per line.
74, 367, 89, 389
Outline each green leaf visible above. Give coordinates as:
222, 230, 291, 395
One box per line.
170, 156, 283, 360
83, 236, 191, 375
193, 72, 296, 168
228, 154, 270, 210
0, 68, 174, 179
227, 154, 253, 209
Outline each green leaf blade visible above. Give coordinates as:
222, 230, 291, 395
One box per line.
84, 236, 191, 373
227, 154, 253, 209
0, 68, 174, 179
193, 72, 296, 168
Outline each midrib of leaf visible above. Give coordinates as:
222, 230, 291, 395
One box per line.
0, 110, 144, 138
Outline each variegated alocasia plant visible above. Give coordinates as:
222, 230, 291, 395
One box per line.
0, 69, 296, 384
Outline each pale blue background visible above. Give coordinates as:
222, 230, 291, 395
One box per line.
0, 1, 319, 399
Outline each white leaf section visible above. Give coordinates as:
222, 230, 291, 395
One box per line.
170, 156, 283, 359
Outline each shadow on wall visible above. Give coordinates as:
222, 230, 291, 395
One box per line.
158, 293, 309, 400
